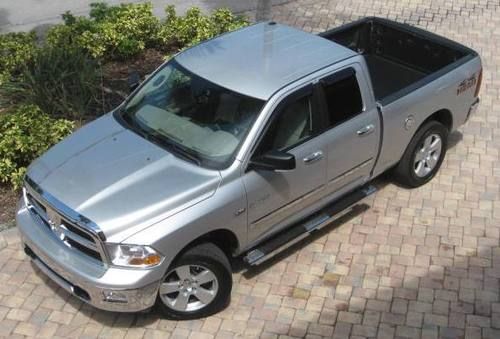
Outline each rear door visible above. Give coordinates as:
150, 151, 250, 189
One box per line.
318, 65, 380, 197
243, 85, 329, 244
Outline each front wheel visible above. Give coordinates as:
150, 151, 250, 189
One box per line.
393, 120, 448, 188
156, 243, 232, 319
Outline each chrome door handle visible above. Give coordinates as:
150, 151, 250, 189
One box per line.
303, 151, 323, 164
357, 124, 375, 136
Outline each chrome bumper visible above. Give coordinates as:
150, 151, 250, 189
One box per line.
17, 200, 162, 312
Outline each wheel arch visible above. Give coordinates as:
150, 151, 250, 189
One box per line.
174, 229, 240, 265
422, 108, 453, 132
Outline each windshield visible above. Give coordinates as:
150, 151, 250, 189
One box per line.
119, 60, 264, 168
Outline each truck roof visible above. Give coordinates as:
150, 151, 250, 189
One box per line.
174, 22, 357, 100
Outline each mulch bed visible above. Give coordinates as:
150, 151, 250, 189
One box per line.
0, 186, 19, 227
101, 48, 167, 111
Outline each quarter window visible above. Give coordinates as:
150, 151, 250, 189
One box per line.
323, 73, 363, 127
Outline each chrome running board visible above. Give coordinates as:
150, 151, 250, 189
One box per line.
244, 185, 376, 266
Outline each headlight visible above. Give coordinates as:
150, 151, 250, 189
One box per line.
106, 244, 163, 268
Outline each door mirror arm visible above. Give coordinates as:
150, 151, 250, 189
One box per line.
249, 150, 296, 172
128, 71, 141, 93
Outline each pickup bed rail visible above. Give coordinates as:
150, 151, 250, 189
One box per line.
321, 17, 478, 104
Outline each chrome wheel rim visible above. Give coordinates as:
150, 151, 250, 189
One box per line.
414, 133, 442, 178
159, 265, 218, 312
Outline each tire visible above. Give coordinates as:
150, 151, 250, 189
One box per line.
393, 120, 448, 188
156, 243, 232, 319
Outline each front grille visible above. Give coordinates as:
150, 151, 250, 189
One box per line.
25, 188, 105, 264
61, 217, 95, 243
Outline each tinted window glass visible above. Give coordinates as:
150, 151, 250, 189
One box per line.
323, 74, 363, 127
257, 95, 314, 155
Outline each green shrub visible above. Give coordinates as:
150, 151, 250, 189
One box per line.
0, 45, 101, 119
160, 6, 249, 48
0, 105, 74, 188
45, 13, 94, 51
47, 2, 161, 60
210, 8, 251, 36
0, 32, 38, 86
46, 3, 248, 60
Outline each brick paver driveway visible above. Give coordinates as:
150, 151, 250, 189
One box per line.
1, 0, 499, 337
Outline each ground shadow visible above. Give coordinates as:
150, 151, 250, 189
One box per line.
381, 130, 463, 190
237, 204, 371, 278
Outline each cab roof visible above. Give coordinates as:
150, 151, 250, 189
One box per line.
174, 22, 356, 100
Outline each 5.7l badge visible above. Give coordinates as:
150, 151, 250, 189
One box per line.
457, 74, 477, 95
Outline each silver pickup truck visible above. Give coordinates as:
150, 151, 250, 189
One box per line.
17, 17, 481, 319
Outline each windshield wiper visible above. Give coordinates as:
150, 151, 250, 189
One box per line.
121, 112, 202, 166
148, 132, 202, 166
122, 112, 150, 139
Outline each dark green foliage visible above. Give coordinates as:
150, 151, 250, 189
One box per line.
0, 46, 102, 119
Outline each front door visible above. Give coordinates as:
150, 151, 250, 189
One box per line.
242, 85, 328, 244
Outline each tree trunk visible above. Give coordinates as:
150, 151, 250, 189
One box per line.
256, 0, 272, 22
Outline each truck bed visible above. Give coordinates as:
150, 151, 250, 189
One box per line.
321, 18, 475, 103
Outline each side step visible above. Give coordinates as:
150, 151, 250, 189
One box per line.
244, 185, 376, 266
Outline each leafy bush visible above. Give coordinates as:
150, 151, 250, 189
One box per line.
46, 3, 248, 59
47, 2, 161, 60
0, 105, 74, 188
160, 6, 249, 48
0, 45, 101, 119
0, 32, 38, 86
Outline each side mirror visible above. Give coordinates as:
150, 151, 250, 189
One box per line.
128, 71, 141, 92
249, 150, 296, 172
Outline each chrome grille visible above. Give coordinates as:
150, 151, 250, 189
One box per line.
24, 181, 106, 264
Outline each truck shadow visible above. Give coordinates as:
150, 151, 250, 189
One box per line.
448, 130, 464, 149
377, 130, 463, 190
237, 204, 371, 278
238, 130, 463, 277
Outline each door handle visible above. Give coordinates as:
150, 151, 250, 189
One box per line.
303, 151, 323, 164
357, 124, 375, 136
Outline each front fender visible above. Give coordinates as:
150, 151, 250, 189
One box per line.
124, 173, 247, 271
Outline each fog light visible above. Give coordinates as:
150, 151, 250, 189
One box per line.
102, 290, 128, 303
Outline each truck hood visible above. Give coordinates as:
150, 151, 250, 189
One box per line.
26, 114, 221, 242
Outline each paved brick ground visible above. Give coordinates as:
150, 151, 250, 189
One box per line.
1, 0, 500, 337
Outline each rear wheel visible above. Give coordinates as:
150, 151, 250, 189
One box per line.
156, 243, 232, 319
393, 120, 448, 188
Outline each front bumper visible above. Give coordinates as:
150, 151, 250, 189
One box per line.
17, 200, 162, 312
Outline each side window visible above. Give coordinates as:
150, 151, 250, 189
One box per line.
323, 73, 363, 127
256, 94, 314, 155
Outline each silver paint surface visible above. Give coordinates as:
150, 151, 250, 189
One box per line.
175, 22, 356, 100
